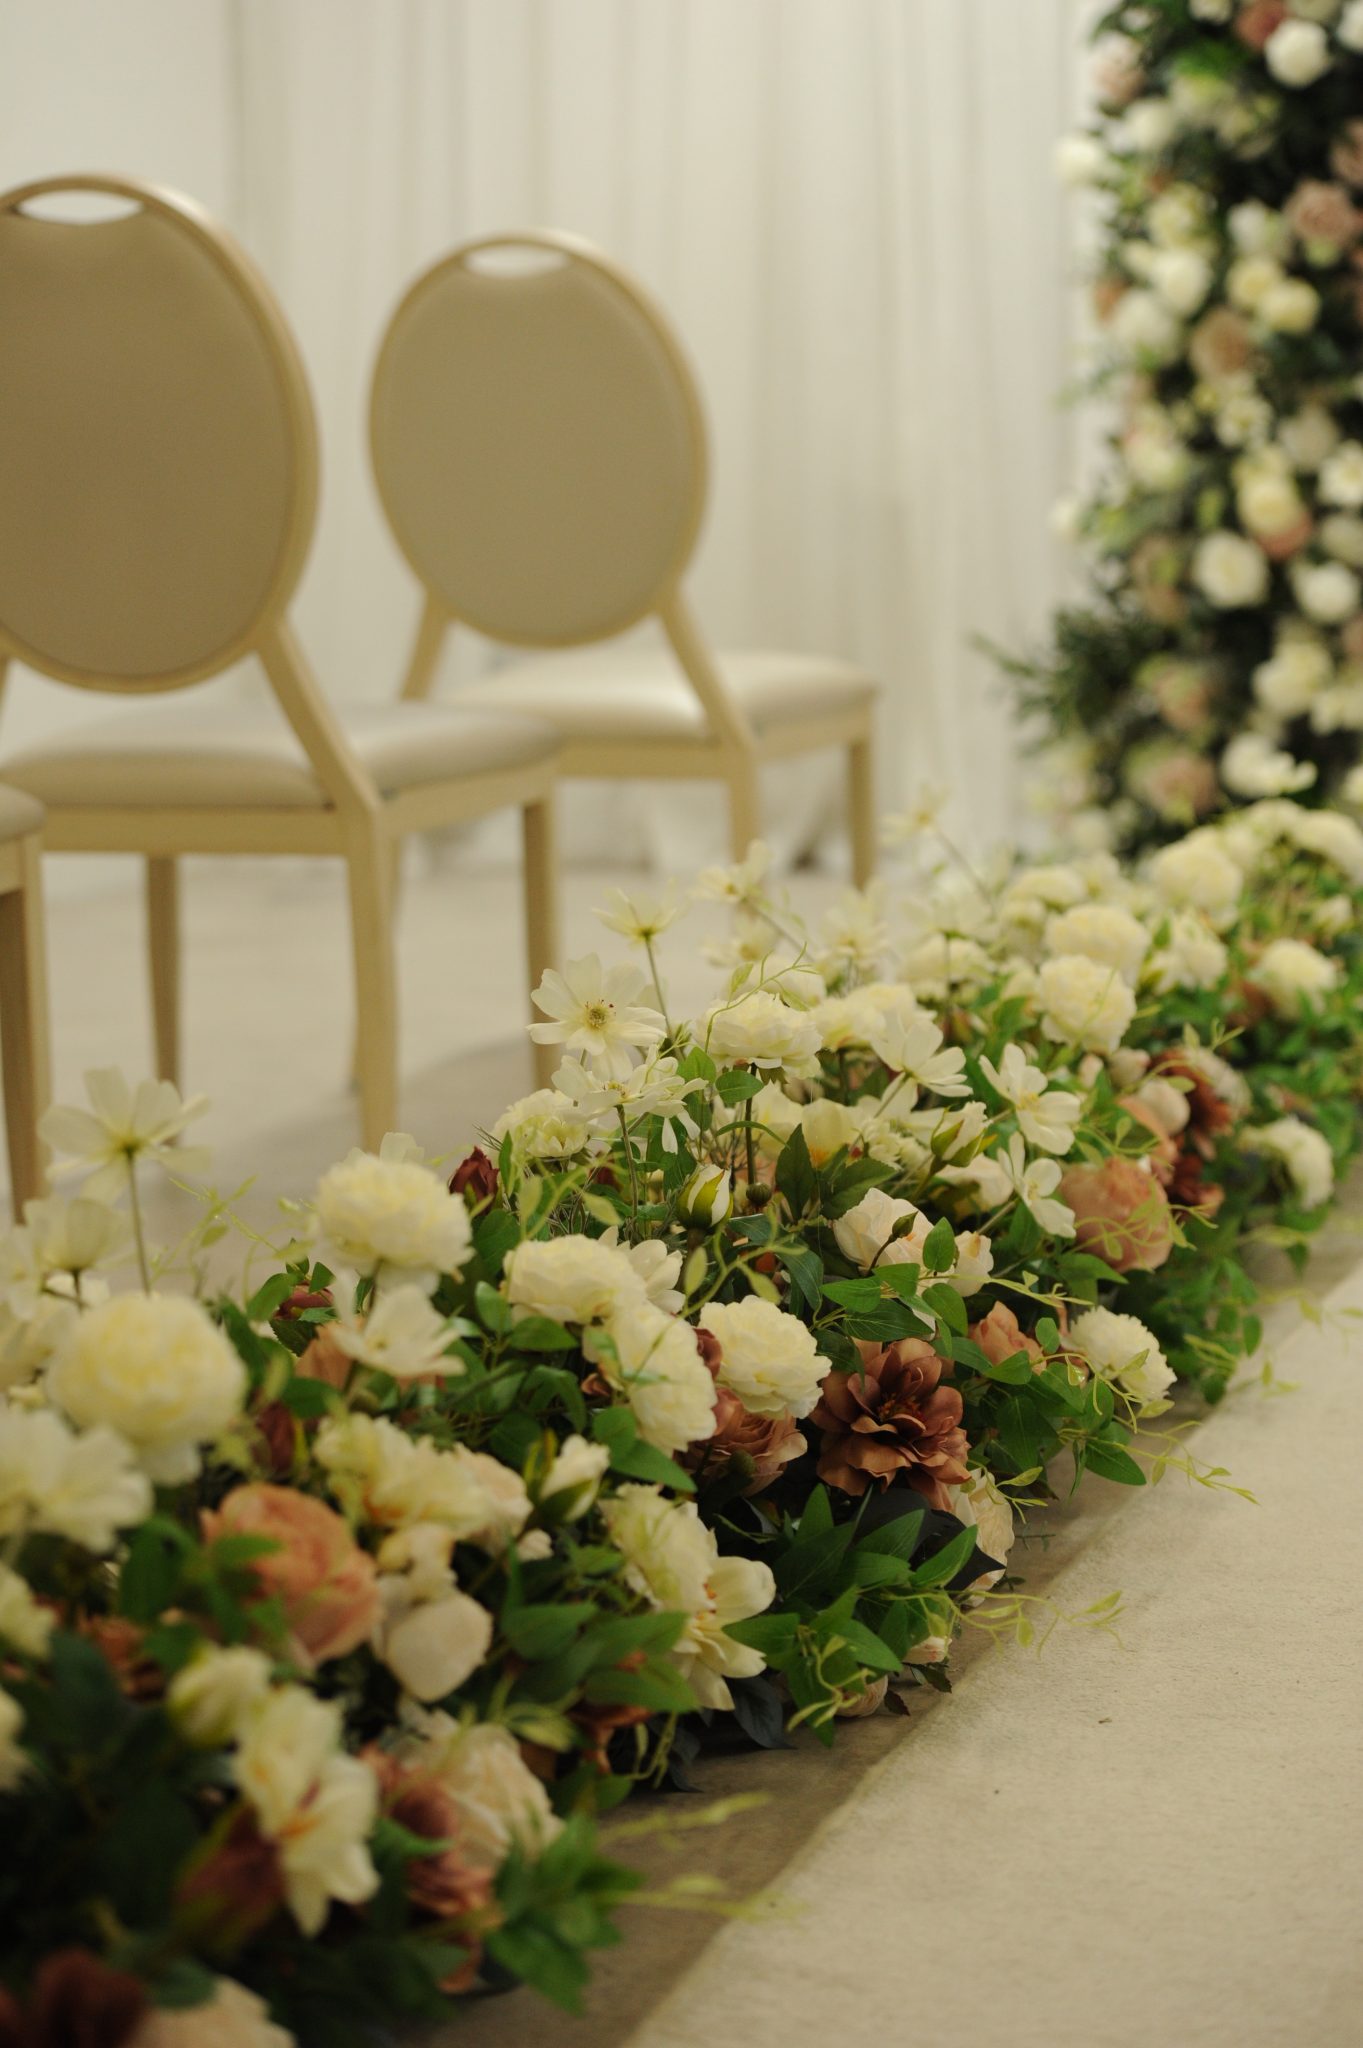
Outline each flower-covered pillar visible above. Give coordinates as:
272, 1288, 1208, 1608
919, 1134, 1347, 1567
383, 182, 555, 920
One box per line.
1023, 0, 1363, 852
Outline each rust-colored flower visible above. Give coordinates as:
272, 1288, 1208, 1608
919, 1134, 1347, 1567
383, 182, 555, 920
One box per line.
1117, 1094, 1179, 1186
569, 1650, 654, 1773
1234, 0, 1288, 52
1058, 1158, 1175, 1273
685, 1385, 805, 1496
0, 1951, 145, 2048
1331, 120, 1363, 190
811, 1340, 969, 1510
175, 1808, 286, 1953
202, 1484, 380, 1670
1152, 1052, 1239, 1157
1285, 181, 1362, 254
366, 1749, 496, 1989
273, 1285, 333, 1324
77, 1615, 166, 1703
1189, 306, 1254, 386
251, 1401, 297, 1478
967, 1302, 1043, 1374
449, 1148, 498, 1205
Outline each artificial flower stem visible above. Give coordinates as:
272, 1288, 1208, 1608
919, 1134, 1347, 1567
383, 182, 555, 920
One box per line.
126, 1154, 152, 1294
617, 1108, 641, 1236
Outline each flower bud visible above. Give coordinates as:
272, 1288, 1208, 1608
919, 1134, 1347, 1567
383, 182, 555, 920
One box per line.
676, 1164, 733, 1226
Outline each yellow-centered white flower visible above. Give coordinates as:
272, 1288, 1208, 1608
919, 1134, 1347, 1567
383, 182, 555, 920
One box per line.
529, 955, 665, 1080
40, 1068, 210, 1201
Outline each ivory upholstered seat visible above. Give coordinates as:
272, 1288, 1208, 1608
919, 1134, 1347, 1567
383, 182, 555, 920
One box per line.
0, 175, 562, 1146
0, 784, 50, 1214
370, 232, 880, 879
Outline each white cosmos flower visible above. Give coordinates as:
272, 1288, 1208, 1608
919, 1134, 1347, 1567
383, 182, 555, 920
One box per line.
883, 781, 951, 845
867, 1002, 970, 1097
0, 1406, 151, 1552
693, 840, 773, 910
817, 886, 890, 980
20, 1197, 129, 1281
530, 955, 665, 1080
1000, 1136, 1076, 1239
40, 1069, 210, 1200
594, 882, 686, 944
331, 1285, 460, 1383
979, 1045, 1084, 1155
552, 1053, 702, 1146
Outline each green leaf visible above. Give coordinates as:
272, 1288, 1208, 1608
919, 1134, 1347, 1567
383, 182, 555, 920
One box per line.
954, 1335, 1033, 1384
119, 1522, 184, 1623
921, 1216, 957, 1274
715, 1067, 765, 1105
723, 1611, 801, 1661
474, 1208, 521, 1278
922, 1282, 967, 1334
503, 1604, 595, 1661
777, 1242, 824, 1312
508, 1315, 578, 1354
910, 1524, 977, 1588
475, 1280, 511, 1332
833, 1617, 903, 1675
775, 1126, 817, 1218
1083, 1440, 1147, 1487
856, 1506, 925, 1559
248, 1272, 296, 1322
590, 1405, 694, 1491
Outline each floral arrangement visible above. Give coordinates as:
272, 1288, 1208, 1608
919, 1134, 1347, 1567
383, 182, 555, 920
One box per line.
2, 799, 1362, 2044
1018, 0, 1363, 850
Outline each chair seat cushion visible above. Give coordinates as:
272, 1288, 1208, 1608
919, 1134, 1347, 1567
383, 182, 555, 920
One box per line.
0, 700, 559, 810
453, 645, 877, 742
0, 783, 45, 842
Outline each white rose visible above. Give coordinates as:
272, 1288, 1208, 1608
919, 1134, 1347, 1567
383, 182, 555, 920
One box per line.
315, 1152, 471, 1290
128, 1976, 296, 2048
1148, 247, 1211, 315
315, 1413, 529, 1544
1260, 277, 1321, 334
698, 1296, 828, 1419
504, 1235, 645, 1326
704, 991, 821, 1071
1148, 913, 1230, 993
0, 1293, 78, 1394
1284, 807, 1363, 880
234, 1687, 378, 1934
945, 1230, 995, 1299
1124, 413, 1192, 490
1342, 0, 1363, 48
1252, 634, 1332, 718
1193, 531, 1270, 607
1044, 903, 1149, 983
377, 1588, 493, 1703
1238, 470, 1305, 539
1190, 0, 1233, 18
540, 1433, 611, 1515
403, 1716, 561, 1867
0, 1562, 53, 1659
1229, 199, 1289, 257
1320, 513, 1363, 567
1055, 133, 1106, 186
600, 1484, 775, 1711
947, 1472, 1016, 1591
490, 1088, 596, 1164
1147, 184, 1209, 248
1221, 731, 1317, 796
1320, 440, 1363, 511
1121, 97, 1179, 153
1069, 1306, 1174, 1406
586, 1299, 717, 1452
1109, 288, 1182, 363
169, 1646, 274, 1747
1279, 404, 1341, 471
0, 1687, 27, 1791
1037, 955, 1138, 1055
832, 1187, 931, 1272
1227, 254, 1284, 312
0, 1406, 150, 1551
1251, 1116, 1334, 1207
1148, 833, 1244, 923
1264, 19, 1332, 86
1253, 936, 1341, 1013
1293, 559, 1361, 623
48, 1294, 244, 1485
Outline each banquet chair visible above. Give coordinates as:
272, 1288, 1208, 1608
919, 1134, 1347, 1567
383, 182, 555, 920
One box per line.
370, 231, 879, 880
0, 175, 561, 1150
0, 786, 51, 1214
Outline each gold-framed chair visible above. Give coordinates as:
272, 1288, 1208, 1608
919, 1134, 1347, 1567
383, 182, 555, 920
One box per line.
370, 231, 879, 881
0, 785, 51, 1215
0, 175, 561, 1150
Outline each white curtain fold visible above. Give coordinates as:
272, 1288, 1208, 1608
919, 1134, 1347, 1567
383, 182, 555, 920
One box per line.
1, 0, 1089, 870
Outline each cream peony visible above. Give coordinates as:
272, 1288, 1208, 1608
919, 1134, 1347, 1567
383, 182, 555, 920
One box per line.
1148, 914, 1229, 993
601, 1484, 776, 1710
315, 1152, 471, 1291
1292, 559, 1361, 624
316, 1413, 530, 1546
490, 1088, 597, 1164
1264, 19, 1332, 86
128, 1977, 295, 2048
1037, 955, 1137, 1055
698, 1296, 829, 1419
1259, 277, 1321, 335
1068, 1306, 1174, 1406
376, 1587, 493, 1703
1252, 1117, 1334, 1208
1192, 531, 1269, 608
1148, 832, 1243, 924
504, 1235, 645, 1326
48, 1293, 245, 1485
1221, 732, 1316, 797
585, 1299, 717, 1452
1253, 936, 1341, 1014
0, 1562, 54, 1659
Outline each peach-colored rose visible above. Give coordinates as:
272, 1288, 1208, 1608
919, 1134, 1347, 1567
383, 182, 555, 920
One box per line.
1128, 747, 1219, 821
967, 1302, 1043, 1374
367, 1748, 494, 1974
1093, 275, 1128, 325
1189, 306, 1254, 385
685, 1329, 807, 1494
1148, 661, 1214, 733
1117, 1095, 1179, 1187
1057, 1158, 1175, 1273
1130, 535, 1188, 627
1092, 35, 1144, 109
1260, 512, 1314, 562
203, 1483, 380, 1669
294, 1322, 352, 1390
1235, 0, 1288, 52
1285, 181, 1362, 255
0, 1951, 146, 2048
1331, 120, 1363, 190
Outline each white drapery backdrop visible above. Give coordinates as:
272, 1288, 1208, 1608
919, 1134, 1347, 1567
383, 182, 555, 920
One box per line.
0, 0, 1089, 872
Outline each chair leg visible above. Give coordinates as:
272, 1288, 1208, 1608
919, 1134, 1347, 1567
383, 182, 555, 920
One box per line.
726, 760, 762, 865
0, 836, 51, 1215
847, 735, 877, 888
522, 794, 560, 1089
345, 829, 399, 1150
347, 841, 401, 1090
146, 856, 181, 1087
